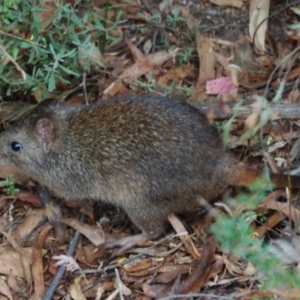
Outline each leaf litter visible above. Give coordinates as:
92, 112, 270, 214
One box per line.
1, 0, 300, 299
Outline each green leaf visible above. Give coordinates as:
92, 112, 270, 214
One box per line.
222, 116, 234, 146
48, 71, 56, 91
288, 23, 300, 30
59, 64, 80, 76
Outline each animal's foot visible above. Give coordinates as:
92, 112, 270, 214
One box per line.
106, 232, 159, 255
106, 233, 150, 255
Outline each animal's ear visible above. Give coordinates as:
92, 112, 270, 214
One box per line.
34, 118, 56, 151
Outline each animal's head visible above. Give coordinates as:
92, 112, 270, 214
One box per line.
0, 99, 63, 181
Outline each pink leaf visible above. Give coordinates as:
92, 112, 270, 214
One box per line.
206, 77, 236, 95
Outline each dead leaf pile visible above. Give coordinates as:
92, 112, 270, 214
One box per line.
1, 0, 300, 299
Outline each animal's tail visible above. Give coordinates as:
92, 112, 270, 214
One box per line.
227, 163, 300, 189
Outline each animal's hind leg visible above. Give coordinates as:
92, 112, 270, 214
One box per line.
106, 206, 166, 253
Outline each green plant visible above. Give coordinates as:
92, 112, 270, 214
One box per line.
0, 0, 126, 101
176, 47, 194, 64
2, 174, 20, 195
211, 175, 300, 289
288, 6, 300, 30
135, 74, 157, 93
0, 0, 18, 24
138, 11, 161, 25
166, 7, 187, 29
256, 211, 268, 223
214, 120, 223, 133
175, 84, 194, 99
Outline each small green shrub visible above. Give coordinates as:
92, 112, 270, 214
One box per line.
211, 175, 300, 289
0, 0, 125, 100
2, 174, 20, 195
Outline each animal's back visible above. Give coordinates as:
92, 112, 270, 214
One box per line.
65, 96, 234, 205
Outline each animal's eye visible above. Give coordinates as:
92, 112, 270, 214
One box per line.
10, 141, 22, 151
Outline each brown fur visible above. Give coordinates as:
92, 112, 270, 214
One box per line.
228, 163, 300, 189
0, 95, 298, 250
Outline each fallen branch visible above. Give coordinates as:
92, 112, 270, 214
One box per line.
195, 100, 300, 120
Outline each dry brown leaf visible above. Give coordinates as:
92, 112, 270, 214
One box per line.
227, 64, 242, 87
244, 97, 266, 131
205, 276, 247, 287
48, 258, 58, 276
234, 37, 255, 69
273, 65, 300, 87
69, 276, 87, 300
104, 39, 177, 96
167, 213, 200, 259
255, 212, 284, 238
64, 200, 94, 221
288, 89, 300, 103
61, 218, 105, 247
0, 278, 13, 300
113, 277, 132, 296
209, 0, 243, 8
31, 246, 45, 298
123, 258, 153, 273
267, 141, 287, 154
38, 1, 58, 32
206, 257, 225, 280
1, 231, 33, 287
140, 283, 167, 299
175, 237, 217, 294
261, 190, 287, 206
76, 245, 105, 265
147, 49, 178, 66
224, 258, 256, 276
79, 202, 95, 221
261, 200, 300, 223
83, 281, 114, 299
128, 241, 182, 258
178, 5, 198, 31
38, 0, 76, 32
193, 32, 216, 100
104, 288, 120, 300
249, 0, 270, 52
12, 209, 47, 240
16, 191, 43, 206
0, 246, 34, 278
102, 54, 129, 73
215, 52, 231, 73
98, 0, 141, 23
262, 151, 280, 173
152, 265, 190, 284
290, 136, 300, 161
157, 65, 195, 86
228, 130, 300, 149
244, 112, 260, 130
33, 85, 49, 103
0, 214, 8, 236
31, 225, 52, 299
124, 260, 164, 277
239, 78, 269, 89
